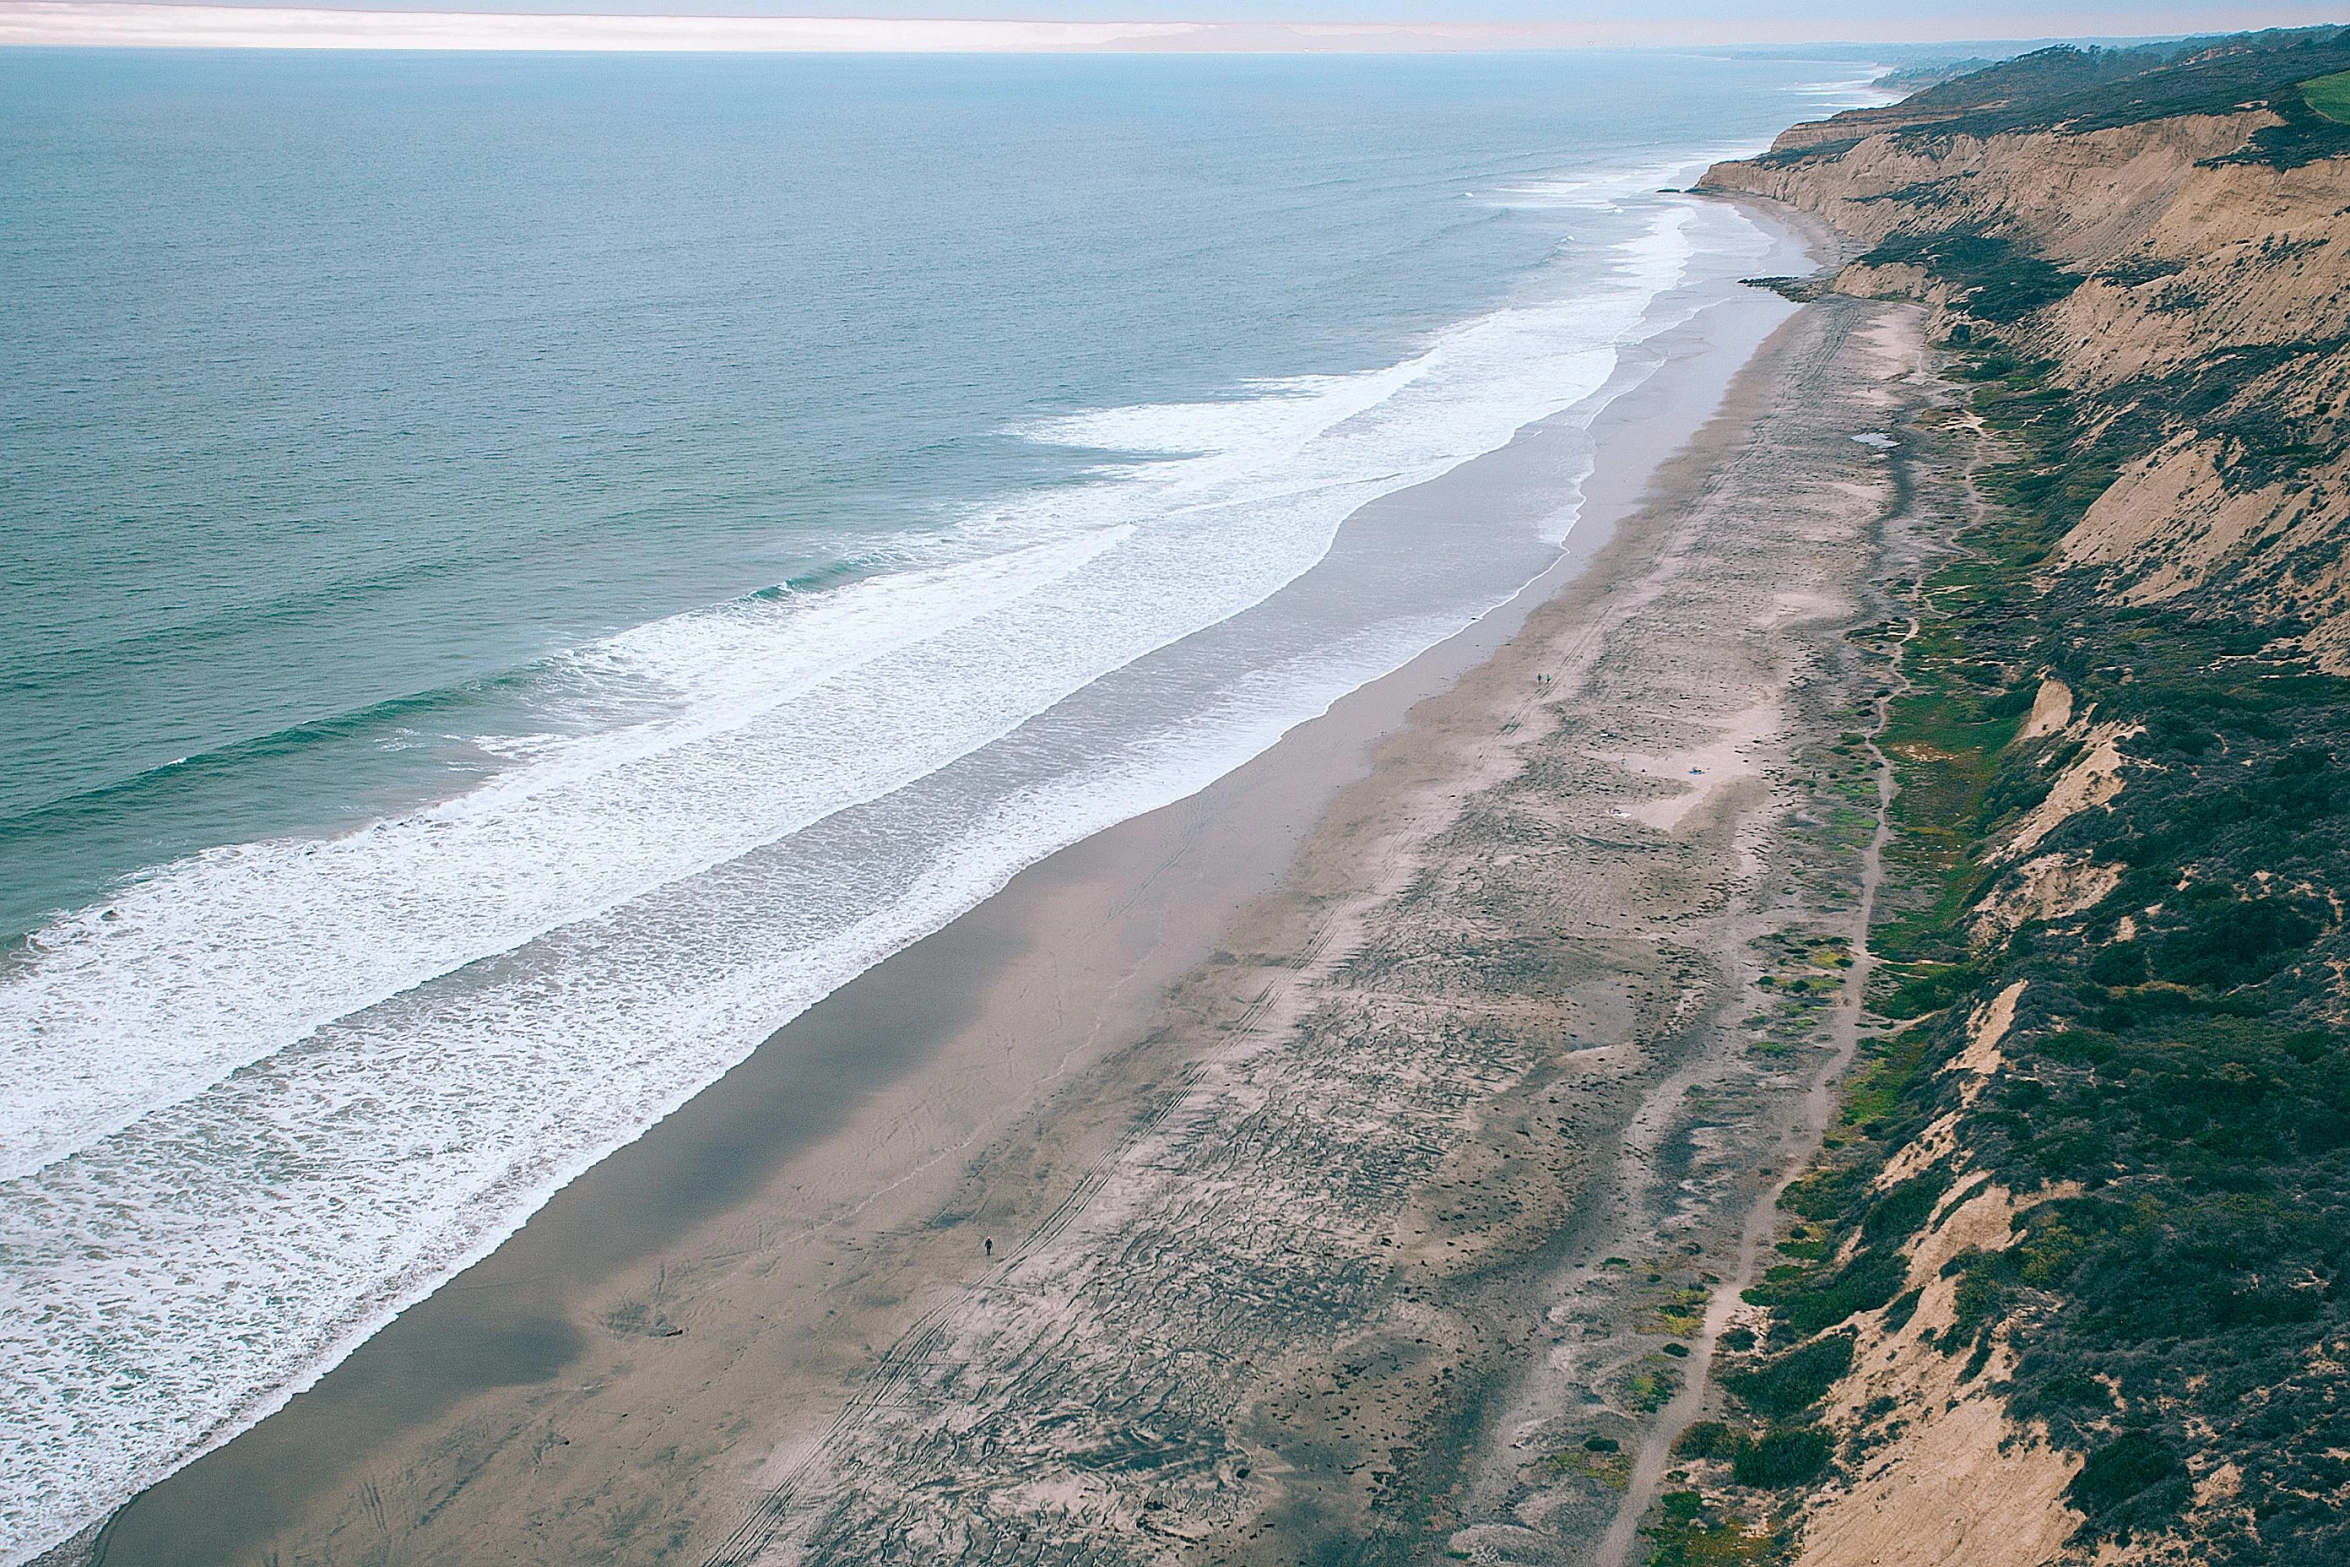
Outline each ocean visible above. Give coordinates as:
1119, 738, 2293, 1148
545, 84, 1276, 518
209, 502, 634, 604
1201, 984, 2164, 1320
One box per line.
0, 46, 1878, 1558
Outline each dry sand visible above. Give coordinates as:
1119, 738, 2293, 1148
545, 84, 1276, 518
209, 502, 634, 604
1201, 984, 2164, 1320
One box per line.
82, 215, 1931, 1567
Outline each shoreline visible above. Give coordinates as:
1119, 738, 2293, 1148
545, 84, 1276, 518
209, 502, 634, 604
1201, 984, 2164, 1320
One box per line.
82, 208, 1842, 1567
677, 280, 1923, 1567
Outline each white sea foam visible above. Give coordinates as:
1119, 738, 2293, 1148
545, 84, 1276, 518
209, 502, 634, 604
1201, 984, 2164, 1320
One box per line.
0, 195, 1788, 1561
0, 212, 1683, 1184
1794, 67, 1904, 108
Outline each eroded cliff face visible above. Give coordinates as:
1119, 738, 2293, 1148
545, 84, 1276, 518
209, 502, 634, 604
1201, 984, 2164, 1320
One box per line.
1665, 38, 2350, 1567
1705, 102, 2350, 666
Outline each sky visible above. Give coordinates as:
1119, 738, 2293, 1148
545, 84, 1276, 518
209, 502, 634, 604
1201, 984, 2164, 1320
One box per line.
392, 0, 2335, 19
0, 0, 2339, 50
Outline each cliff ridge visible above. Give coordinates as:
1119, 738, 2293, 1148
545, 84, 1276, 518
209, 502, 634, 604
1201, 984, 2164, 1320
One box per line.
1665, 31, 2350, 1567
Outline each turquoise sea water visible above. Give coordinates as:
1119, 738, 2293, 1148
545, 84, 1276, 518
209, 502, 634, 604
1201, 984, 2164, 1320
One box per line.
0, 47, 1875, 1557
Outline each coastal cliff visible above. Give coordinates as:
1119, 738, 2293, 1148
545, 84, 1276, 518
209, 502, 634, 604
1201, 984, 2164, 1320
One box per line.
1710, 30, 2350, 671
1665, 30, 2350, 1567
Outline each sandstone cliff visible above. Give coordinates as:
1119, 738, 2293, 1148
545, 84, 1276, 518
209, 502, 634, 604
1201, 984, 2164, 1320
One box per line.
1661, 32, 2350, 1567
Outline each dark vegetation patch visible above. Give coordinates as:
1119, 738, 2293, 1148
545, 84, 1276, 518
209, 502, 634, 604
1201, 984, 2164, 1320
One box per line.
1750, 136, 1862, 168
1720, 1334, 1854, 1419
1741, 1249, 1906, 1339
1730, 1428, 1833, 1489
1647, 1429, 1825, 1567
1857, 232, 2082, 324
2098, 255, 2187, 288
1641, 1486, 1780, 1567
1674, 1421, 1740, 1461
2065, 1431, 2192, 1542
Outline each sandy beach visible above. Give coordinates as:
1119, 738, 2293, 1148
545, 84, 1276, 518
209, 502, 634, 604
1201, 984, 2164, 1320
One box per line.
76, 206, 1933, 1567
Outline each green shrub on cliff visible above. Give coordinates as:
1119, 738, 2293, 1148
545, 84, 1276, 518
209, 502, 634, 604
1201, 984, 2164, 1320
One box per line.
1858, 233, 2081, 324
1720, 1334, 1854, 1420
1730, 1429, 1832, 1489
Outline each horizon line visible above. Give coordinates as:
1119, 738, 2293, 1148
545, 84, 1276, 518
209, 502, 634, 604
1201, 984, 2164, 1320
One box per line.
2, 2, 2338, 53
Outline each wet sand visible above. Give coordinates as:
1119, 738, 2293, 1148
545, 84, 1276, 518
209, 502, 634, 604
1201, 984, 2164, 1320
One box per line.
80, 210, 1907, 1567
